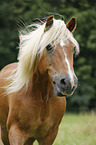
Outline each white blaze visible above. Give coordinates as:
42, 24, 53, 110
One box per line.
60, 40, 74, 88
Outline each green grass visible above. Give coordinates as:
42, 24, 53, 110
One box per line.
0, 114, 96, 145
53, 113, 96, 145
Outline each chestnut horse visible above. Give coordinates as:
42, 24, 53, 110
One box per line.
0, 16, 79, 145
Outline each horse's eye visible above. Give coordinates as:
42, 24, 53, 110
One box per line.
46, 44, 53, 52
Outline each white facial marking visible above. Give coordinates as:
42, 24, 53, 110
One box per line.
60, 40, 74, 88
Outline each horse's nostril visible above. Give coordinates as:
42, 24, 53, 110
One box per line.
53, 81, 56, 85
60, 79, 66, 85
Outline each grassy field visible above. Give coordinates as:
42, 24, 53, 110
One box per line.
0, 113, 96, 145
53, 113, 96, 145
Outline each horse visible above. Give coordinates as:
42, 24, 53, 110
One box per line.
0, 15, 79, 145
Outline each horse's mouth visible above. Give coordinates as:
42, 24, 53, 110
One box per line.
54, 84, 76, 97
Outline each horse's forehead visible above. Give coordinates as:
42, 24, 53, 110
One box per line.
54, 40, 73, 53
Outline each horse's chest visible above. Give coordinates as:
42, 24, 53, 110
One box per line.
33, 98, 66, 138
18, 97, 66, 138
35, 116, 54, 138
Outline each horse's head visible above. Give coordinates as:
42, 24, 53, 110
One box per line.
5, 16, 79, 95
38, 16, 79, 97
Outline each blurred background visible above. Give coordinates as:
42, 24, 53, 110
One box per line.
0, 0, 96, 113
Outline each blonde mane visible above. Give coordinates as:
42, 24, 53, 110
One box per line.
6, 18, 79, 94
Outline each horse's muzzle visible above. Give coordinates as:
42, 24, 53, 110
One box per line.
53, 75, 78, 97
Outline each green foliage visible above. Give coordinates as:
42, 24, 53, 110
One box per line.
0, 0, 96, 111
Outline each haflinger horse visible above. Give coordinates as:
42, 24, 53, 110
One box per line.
0, 15, 79, 145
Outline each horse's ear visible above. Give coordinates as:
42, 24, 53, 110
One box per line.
66, 17, 76, 32
44, 15, 54, 32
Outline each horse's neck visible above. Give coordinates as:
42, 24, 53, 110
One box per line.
29, 70, 53, 102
